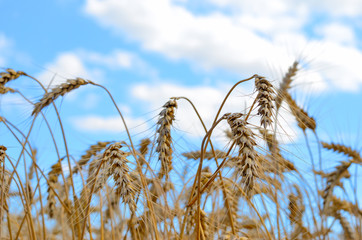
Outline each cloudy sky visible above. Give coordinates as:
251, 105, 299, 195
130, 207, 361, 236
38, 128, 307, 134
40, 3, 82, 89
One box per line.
1, 0, 362, 162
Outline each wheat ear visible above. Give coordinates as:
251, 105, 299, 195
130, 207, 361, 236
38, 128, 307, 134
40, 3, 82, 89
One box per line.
276, 61, 298, 110
96, 142, 136, 212
0, 68, 24, 86
74, 141, 111, 174
322, 142, 362, 163
32, 77, 90, 115
47, 162, 62, 218
156, 99, 177, 180
227, 113, 260, 197
255, 75, 275, 128
322, 161, 351, 210
285, 92, 316, 131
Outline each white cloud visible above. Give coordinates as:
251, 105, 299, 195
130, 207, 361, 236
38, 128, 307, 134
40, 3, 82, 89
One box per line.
84, 0, 299, 76
72, 115, 148, 133
37, 49, 153, 88
37, 52, 97, 87
315, 23, 356, 46
313, 42, 362, 91
78, 50, 134, 69
84, 0, 362, 92
210, 0, 362, 17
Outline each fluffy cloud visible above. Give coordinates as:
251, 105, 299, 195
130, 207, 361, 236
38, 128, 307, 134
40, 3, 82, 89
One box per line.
84, 0, 298, 76
84, 0, 362, 92
72, 115, 148, 134
316, 22, 356, 46
37, 52, 96, 87
37, 49, 150, 87
209, 0, 362, 17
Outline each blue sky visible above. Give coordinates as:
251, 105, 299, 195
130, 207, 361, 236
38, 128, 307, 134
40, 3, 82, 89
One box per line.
1, 0, 362, 171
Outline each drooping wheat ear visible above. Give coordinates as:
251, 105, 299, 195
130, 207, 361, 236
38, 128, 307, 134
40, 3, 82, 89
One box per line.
32, 77, 90, 115
254, 75, 275, 128
47, 162, 62, 218
322, 161, 351, 210
322, 142, 362, 163
96, 142, 136, 212
285, 92, 316, 131
0, 68, 25, 86
227, 113, 260, 197
156, 99, 177, 180
138, 138, 151, 165
276, 61, 298, 110
74, 141, 111, 174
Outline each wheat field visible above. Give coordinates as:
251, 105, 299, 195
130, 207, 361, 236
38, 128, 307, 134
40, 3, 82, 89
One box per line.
0, 63, 361, 239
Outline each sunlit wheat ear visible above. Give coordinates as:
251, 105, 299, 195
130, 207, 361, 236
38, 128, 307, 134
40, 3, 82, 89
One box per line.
47, 162, 62, 218
285, 92, 316, 131
322, 161, 351, 210
276, 61, 298, 110
255, 75, 275, 128
32, 77, 90, 116
156, 99, 177, 180
74, 141, 111, 174
322, 142, 362, 163
95, 142, 136, 212
0, 68, 25, 86
226, 113, 260, 197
